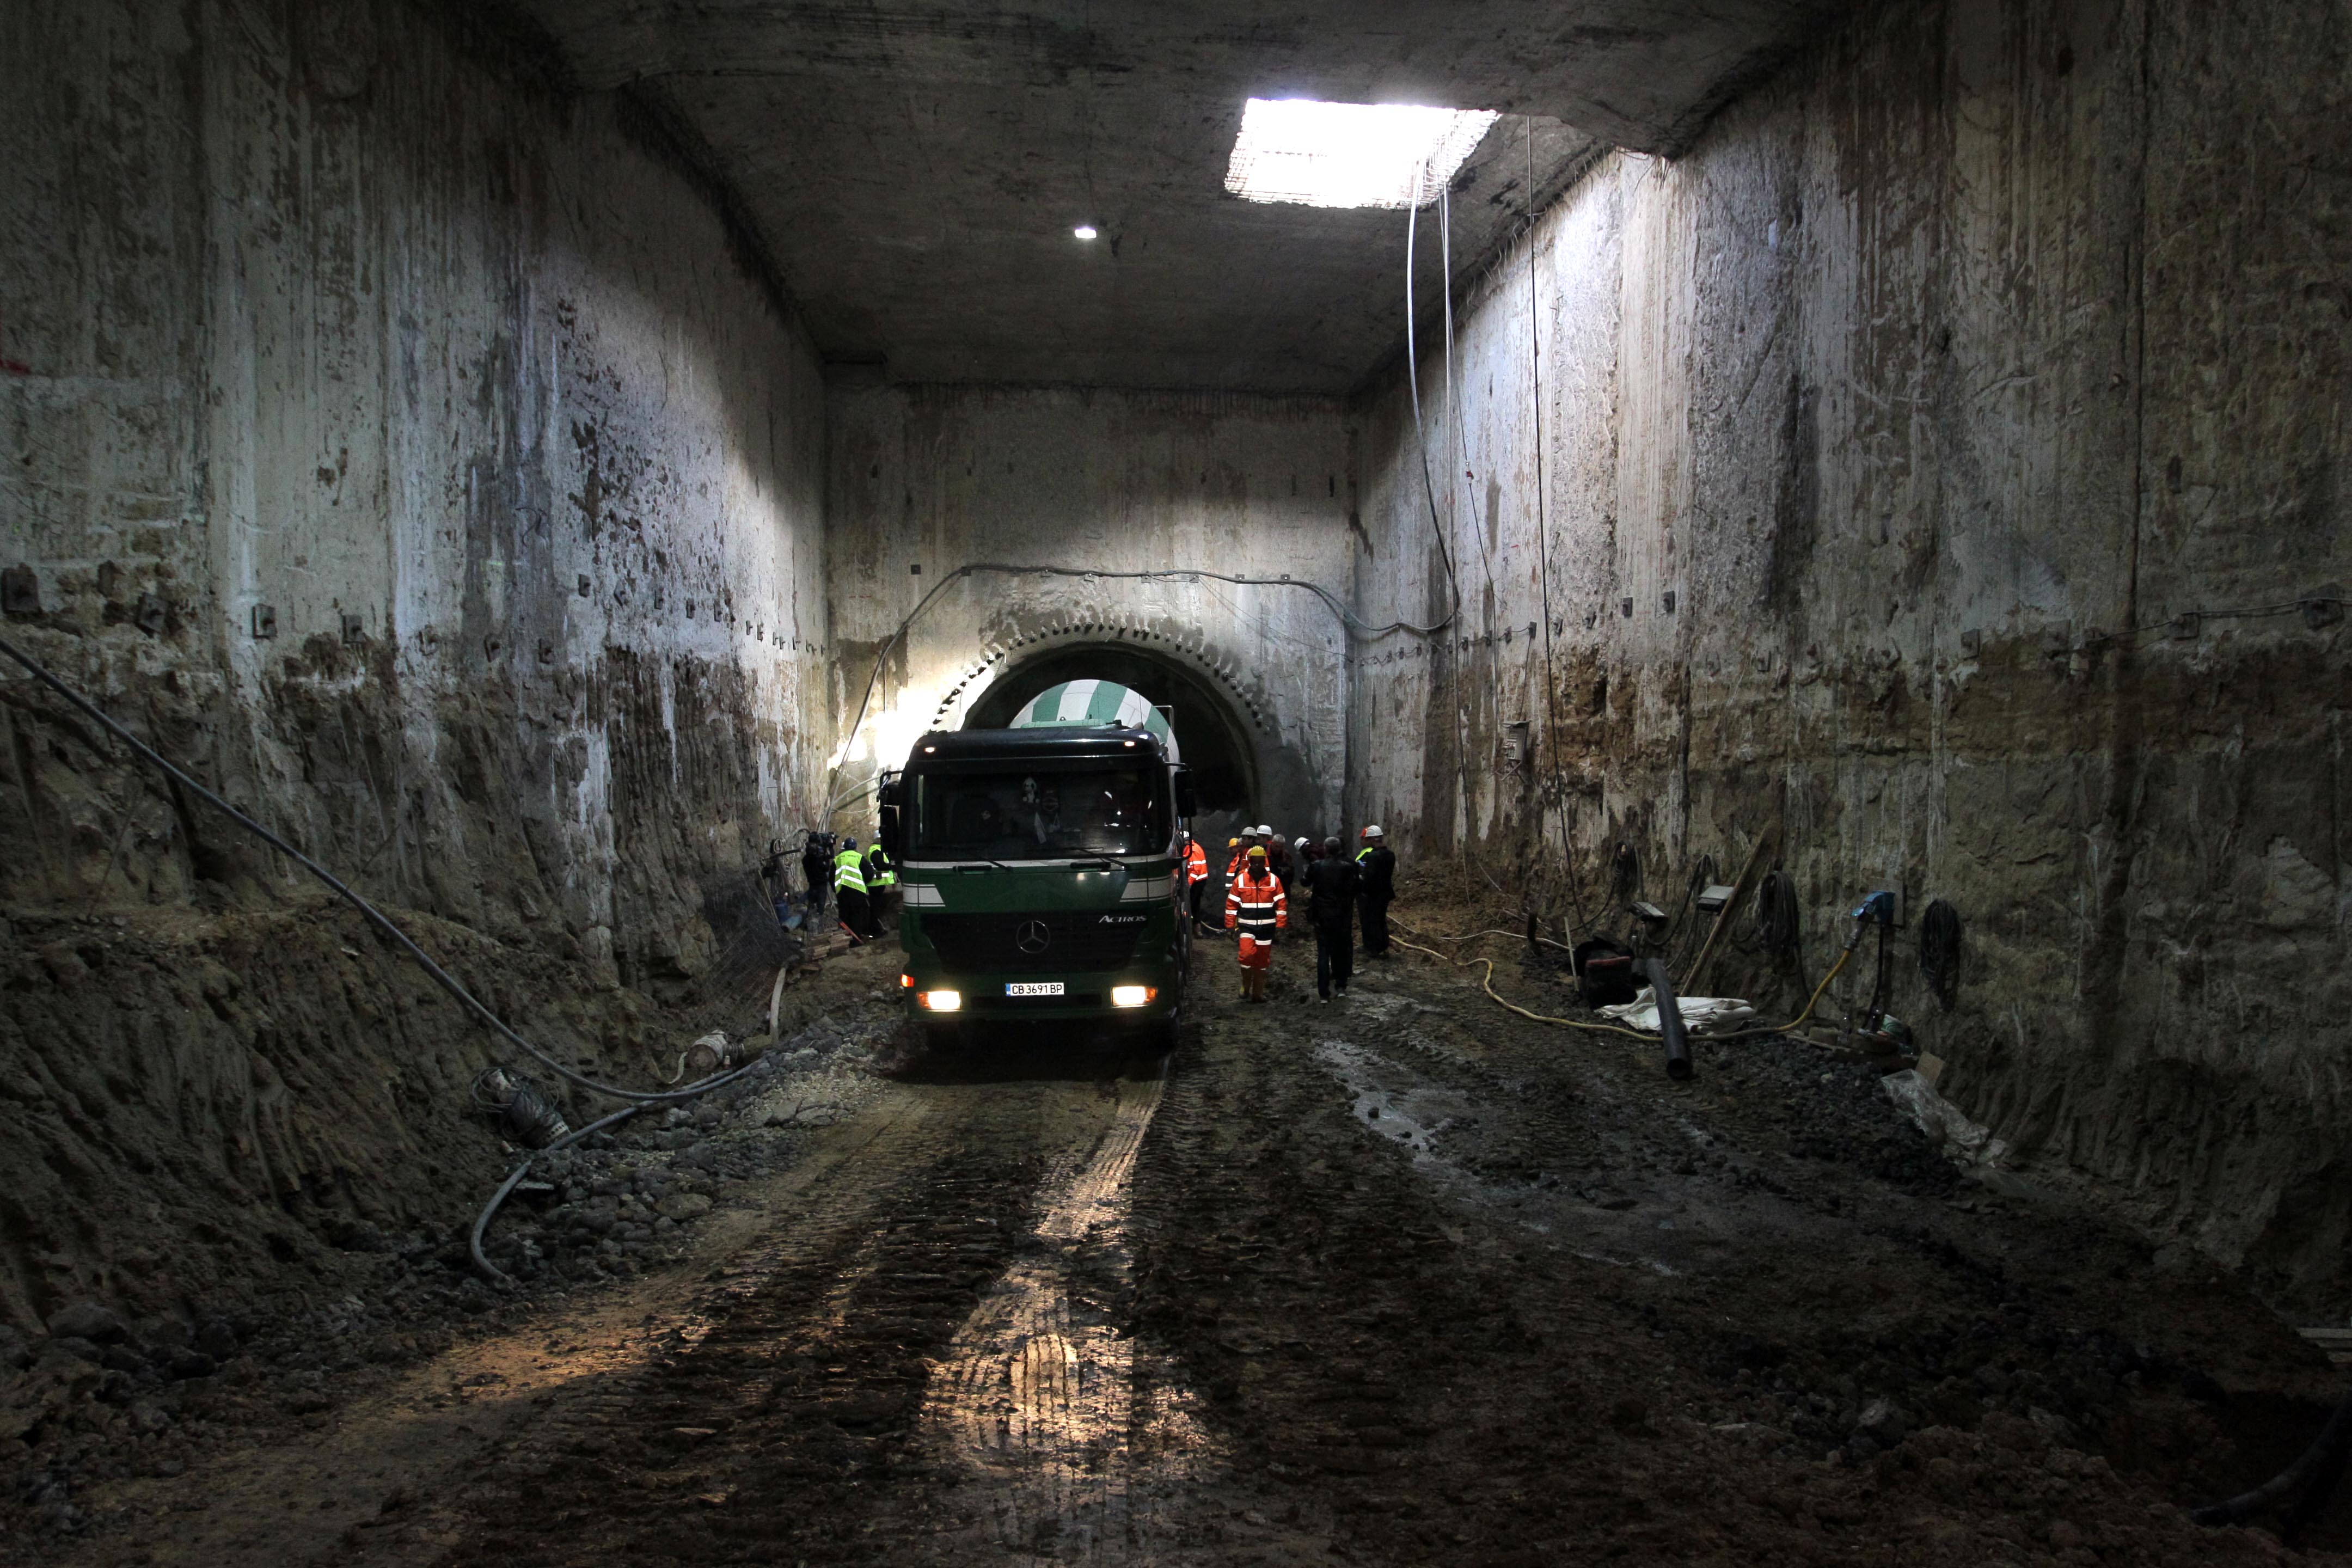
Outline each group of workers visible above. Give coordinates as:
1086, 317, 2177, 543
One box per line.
1183, 823, 1396, 1004
801, 833, 896, 945
807, 813, 1395, 999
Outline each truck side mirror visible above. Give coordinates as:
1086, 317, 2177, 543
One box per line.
878, 777, 905, 859
1171, 767, 1196, 819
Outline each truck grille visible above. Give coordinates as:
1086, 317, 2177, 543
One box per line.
975, 993, 1104, 1012
920, 911, 1147, 973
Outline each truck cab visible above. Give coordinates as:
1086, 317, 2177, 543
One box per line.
879, 725, 1192, 1046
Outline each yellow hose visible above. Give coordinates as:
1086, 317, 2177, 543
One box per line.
1392, 927, 1859, 1045
1391, 936, 1656, 1040
1392, 917, 1573, 952
1712, 942, 1855, 1041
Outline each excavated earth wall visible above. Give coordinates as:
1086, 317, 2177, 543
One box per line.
0, 0, 831, 1330
1349, 0, 2352, 1307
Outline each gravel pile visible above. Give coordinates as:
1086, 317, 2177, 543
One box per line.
1693, 1035, 1964, 1197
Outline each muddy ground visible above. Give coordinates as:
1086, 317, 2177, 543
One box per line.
4, 910, 2348, 1566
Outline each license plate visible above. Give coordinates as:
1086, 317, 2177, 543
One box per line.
1004, 982, 1065, 997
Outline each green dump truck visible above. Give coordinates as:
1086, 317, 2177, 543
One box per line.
878, 722, 1193, 1046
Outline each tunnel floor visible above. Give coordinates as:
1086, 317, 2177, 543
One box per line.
27, 931, 2352, 1567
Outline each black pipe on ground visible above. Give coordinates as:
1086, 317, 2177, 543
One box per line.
1644, 958, 1693, 1081
2193, 1385, 2352, 1535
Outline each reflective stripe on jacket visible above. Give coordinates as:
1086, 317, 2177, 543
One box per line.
834, 848, 868, 894
1182, 842, 1208, 883
1224, 868, 1288, 936
865, 849, 896, 888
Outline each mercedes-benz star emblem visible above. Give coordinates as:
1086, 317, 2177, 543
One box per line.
1015, 920, 1052, 955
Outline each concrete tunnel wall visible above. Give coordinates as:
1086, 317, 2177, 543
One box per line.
1347, 0, 2352, 1307
0, 0, 832, 1325
822, 381, 1357, 843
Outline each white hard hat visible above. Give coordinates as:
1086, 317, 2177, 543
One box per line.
1256, 824, 1273, 837
1362, 824, 1385, 837
1295, 836, 1309, 848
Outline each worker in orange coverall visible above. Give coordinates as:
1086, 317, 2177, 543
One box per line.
1224, 843, 1289, 1003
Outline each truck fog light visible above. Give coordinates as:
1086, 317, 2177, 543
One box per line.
1111, 985, 1155, 1009
899, 972, 912, 987
918, 989, 963, 1012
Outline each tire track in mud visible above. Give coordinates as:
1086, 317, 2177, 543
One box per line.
438, 1090, 1042, 1566
434, 1052, 1199, 1568
914, 1069, 1220, 1567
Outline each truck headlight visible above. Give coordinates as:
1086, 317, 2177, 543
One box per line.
1110, 985, 1155, 1009
918, 989, 963, 1012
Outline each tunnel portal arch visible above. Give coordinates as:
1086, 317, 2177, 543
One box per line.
902, 610, 1335, 841
964, 642, 1260, 816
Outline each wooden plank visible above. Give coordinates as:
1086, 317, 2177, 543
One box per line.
1682, 825, 1777, 995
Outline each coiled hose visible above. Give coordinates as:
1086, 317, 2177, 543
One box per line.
1919, 898, 1962, 1004
1754, 870, 1802, 958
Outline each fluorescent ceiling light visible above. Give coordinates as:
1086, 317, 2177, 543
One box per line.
1224, 97, 1500, 210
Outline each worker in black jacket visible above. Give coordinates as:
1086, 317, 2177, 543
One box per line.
800, 832, 831, 923
1302, 836, 1359, 1001
1356, 825, 1396, 958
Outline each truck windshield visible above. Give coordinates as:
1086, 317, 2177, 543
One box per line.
911, 767, 1168, 860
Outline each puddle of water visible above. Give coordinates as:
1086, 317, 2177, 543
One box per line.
1314, 1036, 1717, 1279
920, 1075, 1219, 1565
1313, 1038, 1471, 1165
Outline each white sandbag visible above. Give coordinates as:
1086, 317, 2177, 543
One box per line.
1596, 987, 1758, 1037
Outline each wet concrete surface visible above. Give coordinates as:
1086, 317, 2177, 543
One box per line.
18, 937, 2352, 1566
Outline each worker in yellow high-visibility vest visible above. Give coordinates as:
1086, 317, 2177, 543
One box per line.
864, 840, 898, 928
835, 838, 878, 942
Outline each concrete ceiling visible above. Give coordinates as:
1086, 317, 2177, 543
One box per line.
516, 3, 1851, 394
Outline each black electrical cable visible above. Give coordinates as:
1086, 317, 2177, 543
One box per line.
1754, 869, 1802, 958
1404, 158, 1466, 628
2282, 1418, 2352, 1545
2192, 1386, 2352, 1533
1610, 842, 1641, 901
0, 633, 761, 1108
470, 1101, 645, 1285
1441, 179, 1496, 607
1519, 115, 1589, 944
